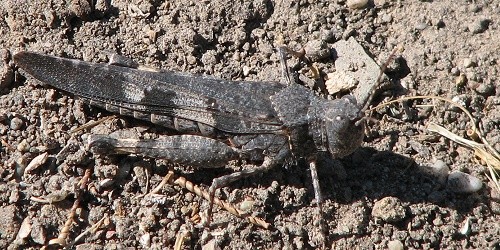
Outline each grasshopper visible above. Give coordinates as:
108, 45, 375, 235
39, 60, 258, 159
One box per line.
14, 48, 384, 225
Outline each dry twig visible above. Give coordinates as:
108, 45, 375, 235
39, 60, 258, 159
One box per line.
143, 171, 269, 229
48, 168, 93, 246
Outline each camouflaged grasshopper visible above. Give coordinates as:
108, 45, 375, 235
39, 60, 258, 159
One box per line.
14, 48, 382, 224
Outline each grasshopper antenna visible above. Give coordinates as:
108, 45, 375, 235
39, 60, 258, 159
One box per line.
355, 46, 401, 126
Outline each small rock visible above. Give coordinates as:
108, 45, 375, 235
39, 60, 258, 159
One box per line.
463, 58, 475, 68
304, 39, 330, 62
372, 197, 407, 223
346, 0, 369, 9
468, 18, 491, 34
201, 50, 217, 66
474, 83, 494, 96
99, 178, 115, 188
239, 197, 255, 213
30, 221, 46, 245
94, 0, 111, 17
69, 0, 93, 20
242, 65, 251, 76
202, 239, 218, 250
388, 240, 404, 250
447, 171, 482, 193
10, 117, 24, 130
325, 71, 359, 95
1, 64, 14, 90
0, 205, 20, 244
139, 232, 151, 248
450, 67, 460, 76
381, 13, 392, 23
459, 217, 472, 236
415, 22, 428, 31
17, 139, 30, 153
15, 217, 32, 243
43, 10, 57, 28
23, 152, 49, 175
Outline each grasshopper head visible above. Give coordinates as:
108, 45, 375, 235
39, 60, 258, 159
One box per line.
324, 95, 365, 158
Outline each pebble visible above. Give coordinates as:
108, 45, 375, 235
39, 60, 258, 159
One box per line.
17, 139, 30, 153
69, 0, 93, 20
242, 65, 251, 76
463, 58, 475, 68
10, 117, 24, 130
372, 197, 407, 223
451, 95, 469, 108
201, 50, 217, 66
23, 152, 48, 175
139, 232, 151, 248
459, 217, 471, 236
381, 13, 392, 23
239, 197, 255, 213
325, 71, 358, 95
388, 240, 404, 250
450, 67, 460, 76
304, 39, 330, 62
468, 18, 491, 34
447, 171, 482, 194
346, 0, 369, 9
15, 217, 32, 242
30, 221, 46, 245
474, 83, 494, 96
415, 22, 428, 31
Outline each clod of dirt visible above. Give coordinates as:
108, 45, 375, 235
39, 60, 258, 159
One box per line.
69, 0, 93, 20
372, 197, 407, 223
9, 117, 24, 130
0, 205, 20, 244
304, 39, 330, 62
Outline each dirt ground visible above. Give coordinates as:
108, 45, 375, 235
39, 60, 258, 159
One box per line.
0, 0, 499, 249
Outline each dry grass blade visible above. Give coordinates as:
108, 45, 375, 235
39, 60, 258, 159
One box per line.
65, 214, 109, 249
427, 123, 500, 190
48, 168, 93, 247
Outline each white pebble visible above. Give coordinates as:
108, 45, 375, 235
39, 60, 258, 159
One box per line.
388, 240, 404, 250
347, 0, 369, 9
139, 232, 151, 248
23, 152, 49, 176
463, 58, 475, 68
325, 71, 359, 95
459, 217, 472, 236
447, 171, 482, 193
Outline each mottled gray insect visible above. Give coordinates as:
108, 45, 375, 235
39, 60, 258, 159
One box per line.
14, 50, 379, 223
